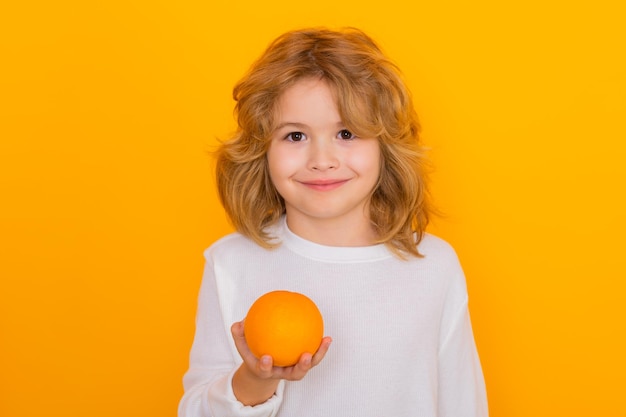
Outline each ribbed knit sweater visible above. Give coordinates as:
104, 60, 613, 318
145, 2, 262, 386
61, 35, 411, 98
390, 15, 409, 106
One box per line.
179, 218, 488, 417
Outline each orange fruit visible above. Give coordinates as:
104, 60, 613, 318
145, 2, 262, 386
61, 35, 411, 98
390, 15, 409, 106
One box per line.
243, 290, 324, 367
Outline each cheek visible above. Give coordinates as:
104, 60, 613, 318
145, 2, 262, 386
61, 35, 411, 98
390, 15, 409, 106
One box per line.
267, 145, 298, 180
348, 143, 381, 178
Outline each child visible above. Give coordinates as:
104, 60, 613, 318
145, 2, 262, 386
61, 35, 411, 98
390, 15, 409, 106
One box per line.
179, 27, 488, 417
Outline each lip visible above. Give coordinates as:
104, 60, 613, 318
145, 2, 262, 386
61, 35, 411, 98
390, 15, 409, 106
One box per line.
298, 178, 349, 191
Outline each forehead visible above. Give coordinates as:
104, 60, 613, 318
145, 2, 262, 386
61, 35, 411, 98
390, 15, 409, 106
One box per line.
274, 78, 341, 124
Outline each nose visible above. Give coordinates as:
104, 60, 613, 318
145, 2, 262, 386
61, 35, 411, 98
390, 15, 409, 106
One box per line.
307, 139, 339, 171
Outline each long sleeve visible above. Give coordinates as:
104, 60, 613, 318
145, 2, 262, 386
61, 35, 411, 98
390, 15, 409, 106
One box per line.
178, 250, 285, 417
437, 270, 488, 417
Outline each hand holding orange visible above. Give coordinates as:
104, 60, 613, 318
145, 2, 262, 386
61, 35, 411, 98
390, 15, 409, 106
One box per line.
243, 290, 324, 367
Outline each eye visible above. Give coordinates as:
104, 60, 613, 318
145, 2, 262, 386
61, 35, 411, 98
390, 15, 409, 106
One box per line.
338, 129, 356, 140
285, 131, 306, 142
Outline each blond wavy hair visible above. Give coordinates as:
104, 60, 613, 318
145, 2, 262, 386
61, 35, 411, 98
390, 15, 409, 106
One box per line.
216, 27, 433, 258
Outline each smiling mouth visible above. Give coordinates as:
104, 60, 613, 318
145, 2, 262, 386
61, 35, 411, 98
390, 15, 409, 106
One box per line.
299, 179, 349, 191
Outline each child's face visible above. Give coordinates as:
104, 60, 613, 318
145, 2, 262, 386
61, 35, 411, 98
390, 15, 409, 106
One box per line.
267, 78, 381, 235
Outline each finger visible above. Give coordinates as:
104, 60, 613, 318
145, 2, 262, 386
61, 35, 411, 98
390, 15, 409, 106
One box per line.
231, 320, 244, 337
232, 321, 278, 380
231, 321, 257, 363
311, 336, 332, 366
231, 321, 247, 353
254, 355, 274, 378
281, 353, 313, 381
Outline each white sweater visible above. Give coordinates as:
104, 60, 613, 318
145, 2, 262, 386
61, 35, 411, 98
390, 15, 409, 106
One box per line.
179, 219, 488, 417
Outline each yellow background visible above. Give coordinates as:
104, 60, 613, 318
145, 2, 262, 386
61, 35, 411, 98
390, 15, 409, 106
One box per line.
1, 0, 625, 416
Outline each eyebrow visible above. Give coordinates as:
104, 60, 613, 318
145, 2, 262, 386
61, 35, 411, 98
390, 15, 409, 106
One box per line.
274, 122, 308, 130
274, 121, 345, 130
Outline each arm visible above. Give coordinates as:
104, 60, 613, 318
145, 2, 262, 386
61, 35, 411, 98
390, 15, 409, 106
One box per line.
178, 255, 284, 417
438, 297, 489, 417
178, 249, 332, 416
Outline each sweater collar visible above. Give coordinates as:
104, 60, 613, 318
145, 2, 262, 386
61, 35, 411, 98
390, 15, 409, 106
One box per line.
273, 217, 393, 263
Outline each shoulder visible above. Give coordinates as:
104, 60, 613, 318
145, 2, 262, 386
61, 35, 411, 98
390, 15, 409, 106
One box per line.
417, 233, 459, 262
203, 231, 258, 260
411, 233, 465, 283
417, 233, 469, 297
203, 222, 283, 263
